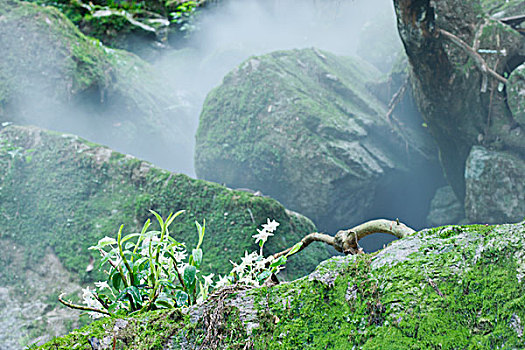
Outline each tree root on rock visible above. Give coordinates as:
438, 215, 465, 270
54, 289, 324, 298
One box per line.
272, 219, 415, 260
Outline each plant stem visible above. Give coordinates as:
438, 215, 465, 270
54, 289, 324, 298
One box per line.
118, 225, 135, 286
58, 293, 110, 316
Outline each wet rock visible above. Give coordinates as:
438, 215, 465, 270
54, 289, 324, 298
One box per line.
465, 146, 525, 223
426, 185, 465, 226
0, 124, 329, 348
195, 48, 441, 232
40, 221, 525, 348
508, 63, 525, 129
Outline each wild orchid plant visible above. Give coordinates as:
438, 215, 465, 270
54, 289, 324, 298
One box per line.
215, 219, 303, 289
59, 212, 300, 318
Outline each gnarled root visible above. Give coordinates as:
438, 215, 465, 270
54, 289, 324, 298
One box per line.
272, 219, 415, 260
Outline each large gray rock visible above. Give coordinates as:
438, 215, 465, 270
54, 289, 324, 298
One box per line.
392, 0, 524, 200
195, 48, 441, 232
465, 146, 525, 223
426, 185, 465, 227
508, 63, 525, 129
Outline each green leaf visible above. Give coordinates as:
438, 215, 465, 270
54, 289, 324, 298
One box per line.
195, 220, 205, 250
191, 249, 203, 268
175, 290, 189, 307
150, 210, 164, 229
93, 236, 117, 248
159, 279, 177, 290
183, 265, 197, 290
167, 237, 183, 246
117, 286, 142, 309
155, 299, 174, 309
112, 272, 122, 290
270, 256, 287, 268
257, 270, 271, 282
285, 242, 303, 257
121, 233, 141, 244
165, 210, 185, 229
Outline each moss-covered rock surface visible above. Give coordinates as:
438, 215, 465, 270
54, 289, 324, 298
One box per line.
36, 220, 525, 349
0, 124, 328, 347
195, 48, 441, 232
0, 0, 194, 173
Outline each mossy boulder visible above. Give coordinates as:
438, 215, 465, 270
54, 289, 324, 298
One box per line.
0, 0, 194, 173
508, 63, 525, 128
36, 221, 525, 348
195, 48, 440, 233
465, 146, 525, 223
0, 124, 328, 347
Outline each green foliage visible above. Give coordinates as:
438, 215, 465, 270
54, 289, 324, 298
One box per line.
168, 0, 198, 33
73, 210, 213, 316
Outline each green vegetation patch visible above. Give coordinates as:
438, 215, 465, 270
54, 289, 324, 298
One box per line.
36, 222, 525, 348
0, 125, 328, 285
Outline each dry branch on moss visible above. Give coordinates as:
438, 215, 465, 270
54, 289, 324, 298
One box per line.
273, 219, 415, 260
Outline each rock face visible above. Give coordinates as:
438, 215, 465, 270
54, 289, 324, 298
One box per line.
465, 146, 525, 223
195, 48, 441, 232
0, 124, 328, 348
37, 221, 525, 349
426, 185, 465, 227
0, 0, 194, 174
508, 63, 525, 128
392, 0, 525, 220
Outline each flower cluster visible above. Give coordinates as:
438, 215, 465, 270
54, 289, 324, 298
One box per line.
214, 218, 290, 289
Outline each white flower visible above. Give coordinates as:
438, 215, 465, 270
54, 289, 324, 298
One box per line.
203, 273, 215, 287
252, 219, 279, 245
172, 249, 187, 263
255, 256, 272, 271
82, 287, 104, 319
262, 218, 279, 233
252, 227, 274, 245
238, 274, 258, 286
140, 236, 160, 256
215, 275, 231, 289
94, 281, 111, 291
230, 260, 246, 276
241, 251, 258, 267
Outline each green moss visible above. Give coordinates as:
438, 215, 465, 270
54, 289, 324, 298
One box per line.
247, 223, 525, 349
37, 222, 525, 349
0, 125, 327, 284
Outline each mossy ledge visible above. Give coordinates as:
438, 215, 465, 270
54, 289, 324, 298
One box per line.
0, 124, 328, 280
36, 221, 525, 349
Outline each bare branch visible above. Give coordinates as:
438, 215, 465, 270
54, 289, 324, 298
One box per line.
386, 77, 409, 123
272, 219, 416, 259
437, 28, 507, 91
271, 232, 335, 260
58, 293, 111, 316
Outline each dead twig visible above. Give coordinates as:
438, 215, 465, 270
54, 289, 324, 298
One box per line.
437, 28, 507, 92
58, 293, 110, 316
386, 77, 409, 124
427, 277, 445, 298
